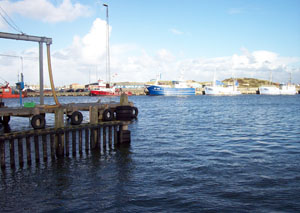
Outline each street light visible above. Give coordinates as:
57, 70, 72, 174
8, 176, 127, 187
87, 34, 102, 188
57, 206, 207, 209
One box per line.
103, 3, 110, 88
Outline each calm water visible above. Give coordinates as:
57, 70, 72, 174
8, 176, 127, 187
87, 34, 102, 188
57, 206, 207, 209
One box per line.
1, 95, 300, 212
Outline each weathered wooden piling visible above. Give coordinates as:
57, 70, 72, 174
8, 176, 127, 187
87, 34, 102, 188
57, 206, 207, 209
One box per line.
34, 135, 39, 163
103, 126, 107, 150
85, 128, 89, 153
0, 138, 5, 168
89, 106, 98, 150
42, 134, 47, 161
109, 126, 112, 149
50, 134, 55, 159
26, 136, 31, 165
9, 138, 15, 168
18, 137, 23, 167
72, 130, 76, 156
113, 125, 118, 147
55, 107, 65, 158
65, 131, 70, 156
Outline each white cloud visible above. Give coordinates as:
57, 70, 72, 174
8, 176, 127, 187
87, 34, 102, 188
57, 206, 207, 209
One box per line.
156, 49, 174, 62
228, 8, 243, 15
53, 18, 107, 64
81, 18, 107, 64
50, 18, 108, 84
169, 28, 183, 35
0, 0, 90, 24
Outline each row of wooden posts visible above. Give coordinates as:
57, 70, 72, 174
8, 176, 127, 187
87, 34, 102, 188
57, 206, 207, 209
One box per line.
0, 121, 129, 169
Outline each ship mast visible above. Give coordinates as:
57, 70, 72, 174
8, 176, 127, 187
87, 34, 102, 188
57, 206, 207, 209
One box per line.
103, 4, 110, 88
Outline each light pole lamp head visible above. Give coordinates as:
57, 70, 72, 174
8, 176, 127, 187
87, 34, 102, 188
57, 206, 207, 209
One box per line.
103, 3, 108, 7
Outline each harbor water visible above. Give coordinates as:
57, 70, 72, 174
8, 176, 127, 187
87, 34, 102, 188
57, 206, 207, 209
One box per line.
1, 95, 300, 212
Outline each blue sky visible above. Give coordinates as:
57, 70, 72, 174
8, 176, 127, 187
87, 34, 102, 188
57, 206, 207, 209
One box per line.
0, 0, 299, 86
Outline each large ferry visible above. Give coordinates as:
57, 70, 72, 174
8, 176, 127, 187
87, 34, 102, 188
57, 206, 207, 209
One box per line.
146, 81, 195, 96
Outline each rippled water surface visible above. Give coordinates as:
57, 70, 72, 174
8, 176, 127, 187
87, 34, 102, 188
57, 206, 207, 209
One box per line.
1, 95, 300, 212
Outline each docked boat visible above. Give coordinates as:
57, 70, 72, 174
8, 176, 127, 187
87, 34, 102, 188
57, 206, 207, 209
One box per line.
146, 80, 195, 96
258, 86, 280, 95
204, 79, 241, 95
90, 8, 133, 97
259, 71, 297, 95
90, 80, 132, 96
258, 84, 297, 95
0, 83, 27, 98
279, 84, 297, 95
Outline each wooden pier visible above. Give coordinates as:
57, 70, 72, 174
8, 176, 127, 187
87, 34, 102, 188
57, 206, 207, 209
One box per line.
0, 121, 130, 169
0, 93, 137, 127
0, 94, 138, 170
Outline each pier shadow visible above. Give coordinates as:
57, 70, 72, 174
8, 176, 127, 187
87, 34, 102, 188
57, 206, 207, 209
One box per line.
0, 124, 11, 133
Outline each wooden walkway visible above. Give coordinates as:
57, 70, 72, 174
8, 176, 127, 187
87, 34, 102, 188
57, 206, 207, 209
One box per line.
0, 101, 133, 118
0, 94, 137, 170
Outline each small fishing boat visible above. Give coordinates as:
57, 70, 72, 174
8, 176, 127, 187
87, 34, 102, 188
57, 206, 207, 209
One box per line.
146, 80, 195, 96
204, 76, 241, 95
258, 71, 297, 95
90, 80, 132, 96
0, 83, 27, 98
258, 86, 280, 95
145, 72, 196, 96
279, 84, 297, 95
259, 84, 297, 95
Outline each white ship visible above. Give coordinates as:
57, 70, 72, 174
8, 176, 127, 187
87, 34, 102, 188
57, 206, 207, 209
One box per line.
259, 72, 297, 95
259, 84, 297, 95
204, 74, 241, 95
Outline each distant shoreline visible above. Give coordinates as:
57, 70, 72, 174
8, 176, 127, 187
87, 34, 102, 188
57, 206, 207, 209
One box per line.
25, 87, 299, 97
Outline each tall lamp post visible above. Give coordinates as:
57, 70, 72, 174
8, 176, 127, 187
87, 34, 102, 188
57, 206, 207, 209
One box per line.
103, 3, 110, 88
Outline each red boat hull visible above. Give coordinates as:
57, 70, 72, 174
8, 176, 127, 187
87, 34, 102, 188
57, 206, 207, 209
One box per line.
0, 87, 27, 99
90, 90, 132, 96
1, 94, 26, 98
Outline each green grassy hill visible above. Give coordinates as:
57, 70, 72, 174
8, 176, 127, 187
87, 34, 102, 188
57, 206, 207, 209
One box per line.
223, 78, 275, 88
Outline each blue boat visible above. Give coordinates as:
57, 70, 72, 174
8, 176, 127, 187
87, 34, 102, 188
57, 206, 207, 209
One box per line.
146, 81, 195, 96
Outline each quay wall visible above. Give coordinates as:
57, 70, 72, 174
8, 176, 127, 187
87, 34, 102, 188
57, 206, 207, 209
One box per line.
26, 87, 299, 97
27, 91, 90, 97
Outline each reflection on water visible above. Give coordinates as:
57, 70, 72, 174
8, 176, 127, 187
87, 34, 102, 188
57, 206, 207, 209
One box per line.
1, 143, 133, 212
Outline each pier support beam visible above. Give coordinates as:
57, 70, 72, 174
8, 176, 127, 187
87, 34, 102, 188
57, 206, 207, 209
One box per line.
120, 93, 128, 105
120, 122, 131, 144
118, 94, 131, 144
55, 107, 64, 157
89, 106, 99, 150
39, 42, 44, 105
0, 139, 5, 169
